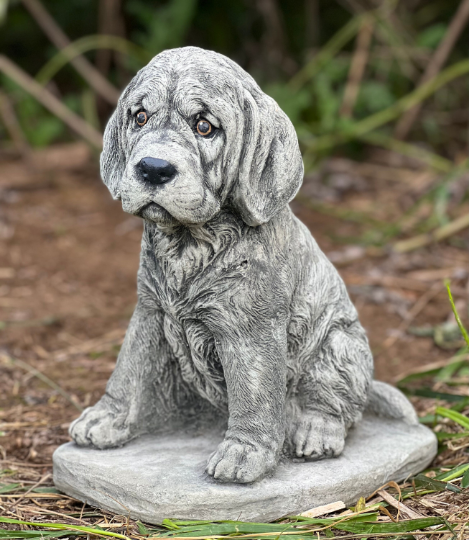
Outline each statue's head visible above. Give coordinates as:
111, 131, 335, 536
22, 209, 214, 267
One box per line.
100, 47, 303, 227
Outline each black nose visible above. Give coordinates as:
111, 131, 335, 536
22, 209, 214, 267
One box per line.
137, 157, 177, 185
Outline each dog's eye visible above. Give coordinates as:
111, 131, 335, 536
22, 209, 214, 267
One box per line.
136, 111, 148, 127
197, 119, 212, 136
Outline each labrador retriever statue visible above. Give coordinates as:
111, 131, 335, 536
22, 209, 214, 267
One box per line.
70, 47, 418, 483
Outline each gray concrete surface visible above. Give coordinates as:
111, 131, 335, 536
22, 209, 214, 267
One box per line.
54, 415, 437, 523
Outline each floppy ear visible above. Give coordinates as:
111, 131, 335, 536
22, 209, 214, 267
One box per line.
100, 107, 126, 200
231, 88, 304, 226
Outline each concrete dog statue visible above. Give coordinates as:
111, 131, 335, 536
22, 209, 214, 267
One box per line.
69, 46, 418, 484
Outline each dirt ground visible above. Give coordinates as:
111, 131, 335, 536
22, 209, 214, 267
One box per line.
0, 142, 468, 469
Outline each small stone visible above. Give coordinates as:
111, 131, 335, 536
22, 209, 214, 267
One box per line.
53, 415, 437, 524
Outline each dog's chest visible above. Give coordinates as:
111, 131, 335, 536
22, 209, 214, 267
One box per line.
163, 313, 227, 408
143, 239, 239, 407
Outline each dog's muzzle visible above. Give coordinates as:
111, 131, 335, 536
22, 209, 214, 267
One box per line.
137, 157, 177, 186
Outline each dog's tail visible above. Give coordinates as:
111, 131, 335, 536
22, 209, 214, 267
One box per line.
366, 380, 419, 425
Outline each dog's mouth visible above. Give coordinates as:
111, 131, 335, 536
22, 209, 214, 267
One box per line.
138, 202, 176, 224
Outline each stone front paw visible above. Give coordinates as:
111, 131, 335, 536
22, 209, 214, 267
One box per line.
69, 396, 136, 449
206, 439, 277, 483
289, 413, 346, 459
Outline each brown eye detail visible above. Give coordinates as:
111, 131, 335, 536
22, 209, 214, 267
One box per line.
136, 111, 147, 126
197, 119, 212, 136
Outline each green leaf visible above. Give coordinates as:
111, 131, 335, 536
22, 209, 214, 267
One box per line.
417, 23, 447, 49
357, 81, 395, 114
436, 406, 469, 429
264, 83, 311, 126
137, 521, 150, 536
0, 483, 20, 493
127, 0, 197, 55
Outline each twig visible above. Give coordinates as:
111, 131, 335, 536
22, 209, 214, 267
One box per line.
340, 15, 374, 117
394, 0, 469, 139
96, 0, 129, 87
356, 131, 453, 173
384, 282, 442, 348
4, 473, 51, 511
289, 15, 362, 90
339, 0, 418, 80
377, 491, 428, 540
394, 353, 469, 382
20, 0, 119, 104
254, 0, 293, 76
0, 460, 52, 468
16, 505, 91, 525
0, 89, 31, 159
0, 55, 103, 149
393, 213, 469, 253
377, 489, 422, 520
0, 353, 83, 411
300, 501, 346, 518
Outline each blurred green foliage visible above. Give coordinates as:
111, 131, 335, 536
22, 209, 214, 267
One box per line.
127, 0, 197, 55
0, 0, 468, 160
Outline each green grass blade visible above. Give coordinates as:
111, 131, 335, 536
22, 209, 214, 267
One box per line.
413, 473, 461, 493
137, 521, 151, 536
0, 482, 21, 493
408, 388, 467, 402
31, 486, 61, 493
292, 513, 379, 523
445, 280, 469, 349
36, 35, 151, 86
356, 131, 453, 173
289, 15, 362, 90
0, 518, 130, 540
156, 514, 379, 538
436, 463, 469, 481
335, 516, 444, 534
435, 431, 469, 441
158, 522, 299, 536
462, 468, 469, 489
0, 532, 72, 539
436, 406, 469, 429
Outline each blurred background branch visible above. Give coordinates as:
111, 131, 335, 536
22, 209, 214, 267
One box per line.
20, 0, 120, 104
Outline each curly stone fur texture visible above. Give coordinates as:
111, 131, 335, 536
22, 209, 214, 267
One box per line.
69, 46, 418, 484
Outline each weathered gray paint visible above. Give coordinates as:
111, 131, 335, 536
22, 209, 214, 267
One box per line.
68, 46, 424, 485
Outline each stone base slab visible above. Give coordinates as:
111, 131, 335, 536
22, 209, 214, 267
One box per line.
53, 416, 437, 523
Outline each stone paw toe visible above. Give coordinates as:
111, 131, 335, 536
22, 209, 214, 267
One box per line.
206, 439, 276, 484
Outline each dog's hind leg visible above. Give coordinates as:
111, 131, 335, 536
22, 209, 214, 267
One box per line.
286, 322, 373, 459
69, 300, 177, 448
